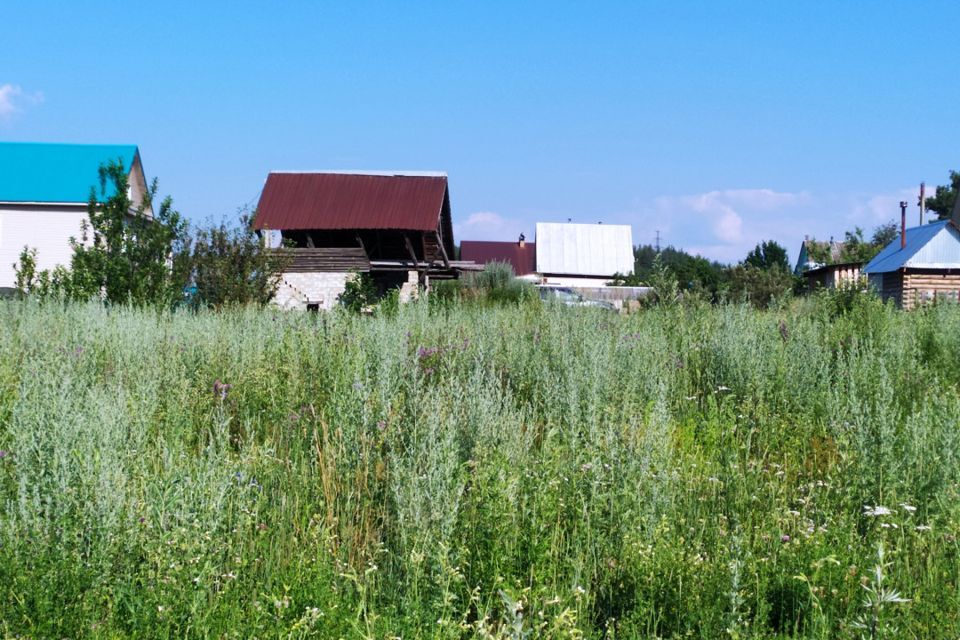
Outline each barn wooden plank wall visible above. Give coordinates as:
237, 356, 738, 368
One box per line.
274, 248, 371, 273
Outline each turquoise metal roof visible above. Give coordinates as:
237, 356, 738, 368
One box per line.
863, 220, 960, 273
0, 142, 138, 203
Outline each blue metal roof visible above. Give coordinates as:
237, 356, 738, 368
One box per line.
0, 142, 138, 203
863, 220, 960, 273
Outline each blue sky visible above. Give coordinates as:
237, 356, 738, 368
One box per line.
2, 1, 958, 264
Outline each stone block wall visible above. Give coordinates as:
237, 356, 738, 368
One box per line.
272, 270, 424, 310
273, 272, 350, 310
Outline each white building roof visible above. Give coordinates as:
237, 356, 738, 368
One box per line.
535, 222, 634, 276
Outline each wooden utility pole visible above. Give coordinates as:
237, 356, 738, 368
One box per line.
919, 182, 926, 225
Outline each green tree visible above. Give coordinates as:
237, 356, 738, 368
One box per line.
744, 240, 789, 272
187, 211, 288, 308
871, 221, 899, 247
337, 272, 379, 313
614, 245, 728, 298
726, 264, 794, 309
15, 159, 187, 305
925, 170, 959, 220
74, 160, 187, 305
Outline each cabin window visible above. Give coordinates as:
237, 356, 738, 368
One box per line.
306, 303, 320, 312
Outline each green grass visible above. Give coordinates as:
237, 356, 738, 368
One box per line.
1, 295, 960, 638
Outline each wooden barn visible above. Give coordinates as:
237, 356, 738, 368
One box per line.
803, 261, 863, 291
252, 171, 474, 309
863, 206, 960, 309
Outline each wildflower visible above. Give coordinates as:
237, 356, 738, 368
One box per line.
863, 505, 892, 517
899, 503, 916, 513
781, 534, 791, 543
376, 420, 386, 431
915, 525, 931, 532
0, 450, 7, 460
580, 462, 594, 472
716, 385, 731, 392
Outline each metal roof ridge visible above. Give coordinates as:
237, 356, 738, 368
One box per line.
536, 221, 632, 228
269, 170, 447, 177
904, 219, 948, 232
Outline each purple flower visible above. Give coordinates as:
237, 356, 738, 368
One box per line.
780, 534, 791, 544
376, 420, 386, 431
0, 450, 7, 459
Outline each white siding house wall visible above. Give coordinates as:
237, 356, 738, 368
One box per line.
0, 205, 89, 289
535, 223, 634, 277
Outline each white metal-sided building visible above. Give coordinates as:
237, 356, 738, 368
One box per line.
0, 142, 151, 291
534, 222, 634, 286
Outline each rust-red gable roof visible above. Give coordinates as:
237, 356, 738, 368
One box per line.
253, 172, 448, 231
460, 241, 537, 276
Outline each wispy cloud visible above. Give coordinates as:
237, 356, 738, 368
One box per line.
648, 188, 811, 261
844, 186, 929, 226
454, 211, 529, 242
0, 84, 44, 121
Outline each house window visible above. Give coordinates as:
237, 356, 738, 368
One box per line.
306, 303, 319, 312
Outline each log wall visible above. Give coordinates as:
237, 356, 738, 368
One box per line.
902, 271, 960, 310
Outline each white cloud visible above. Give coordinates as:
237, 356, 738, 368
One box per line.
715, 208, 743, 242
634, 184, 941, 265
845, 186, 929, 226
454, 211, 529, 242
650, 188, 809, 259
0, 84, 43, 121
462, 211, 503, 227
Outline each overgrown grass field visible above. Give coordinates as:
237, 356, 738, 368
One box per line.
2, 296, 960, 638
